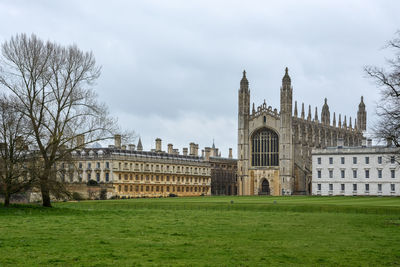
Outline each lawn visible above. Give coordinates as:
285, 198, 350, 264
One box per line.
0, 196, 400, 266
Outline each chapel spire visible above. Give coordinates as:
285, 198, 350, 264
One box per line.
307, 105, 312, 121
357, 96, 367, 131
301, 103, 305, 119
321, 98, 330, 125
240, 70, 249, 92
282, 67, 291, 87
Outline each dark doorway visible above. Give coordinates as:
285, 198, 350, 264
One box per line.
259, 179, 270, 195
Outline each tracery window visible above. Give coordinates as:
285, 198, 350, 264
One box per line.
251, 128, 279, 166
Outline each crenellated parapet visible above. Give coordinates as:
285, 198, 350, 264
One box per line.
250, 100, 280, 120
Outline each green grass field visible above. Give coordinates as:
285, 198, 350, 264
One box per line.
1, 196, 400, 266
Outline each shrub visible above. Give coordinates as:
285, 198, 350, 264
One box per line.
72, 192, 84, 201
169, 193, 177, 197
87, 180, 98, 186
99, 189, 107, 200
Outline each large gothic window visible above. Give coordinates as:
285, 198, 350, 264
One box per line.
251, 128, 279, 166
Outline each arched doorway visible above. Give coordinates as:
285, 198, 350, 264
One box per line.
259, 179, 270, 195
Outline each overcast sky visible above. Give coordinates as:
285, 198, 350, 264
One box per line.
1, 0, 399, 157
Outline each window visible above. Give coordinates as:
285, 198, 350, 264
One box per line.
317, 184, 321, 190
96, 162, 100, 168
329, 184, 333, 191
251, 128, 279, 166
124, 185, 128, 191
378, 169, 382, 178
353, 157, 357, 164
118, 174, 121, 180
317, 170, 321, 178
318, 157, 321, 164
341, 170, 345, 178
353, 184, 357, 191
391, 184, 395, 191
124, 174, 128, 180
378, 156, 382, 164
88, 173, 91, 180
391, 170, 395, 178
341, 184, 345, 191
105, 162, 109, 168
365, 184, 369, 192
88, 162, 91, 169
391, 156, 395, 164
365, 170, 369, 178
329, 170, 333, 178
96, 173, 100, 182
79, 162, 83, 169
353, 170, 357, 178
365, 157, 369, 164
378, 184, 382, 192
329, 157, 333, 164
105, 173, 109, 182
341, 157, 345, 164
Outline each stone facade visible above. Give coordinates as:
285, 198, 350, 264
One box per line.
237, 68, 366, 196
312, 145, 400, 196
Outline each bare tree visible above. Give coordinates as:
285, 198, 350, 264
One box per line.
0, 34, 121, 207
0, 95, 35, 206
365, 31, 400, 152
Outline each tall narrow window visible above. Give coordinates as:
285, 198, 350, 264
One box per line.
251, 128, 279, 166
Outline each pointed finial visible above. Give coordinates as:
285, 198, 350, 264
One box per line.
324, 98, 327, 104
344, 115, 347, 128
294, 101, 298, 117
137, 137, 143, 151
240, 70, 249, 91
349, 116, 352, 129
301, 103, 305, 119
338, 114, 342, 128
307, 105, 311, 121
282, 67, 291, 85
314, 107, 319, 122
252, 103, 255, 113
333, 112, 336, 127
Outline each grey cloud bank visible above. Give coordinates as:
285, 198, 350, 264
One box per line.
0, 0, 399, 156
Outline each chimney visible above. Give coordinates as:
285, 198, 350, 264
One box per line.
367, 139, 372, 147
189, 142, 195, 156
128, 144, 135, 151
202, 149, 205, 158
205, 147, 211, 161
114, 134, 121, 149
229, 148, 233, 159
195, 144, 199, 157
121, 145, 126, 150
168, 143, 173, 154
173, 148, 179, 155
337, 138, 344, 148
155, 138, 162, 152
361, 138, 367, 147
77, 134, 85, 148
183, 147, 188, 156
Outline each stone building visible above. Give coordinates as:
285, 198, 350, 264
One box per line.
66, 136, 212, 198
206, 146, 237, 195
312, 141, 400, 196
237, 68, 366, 196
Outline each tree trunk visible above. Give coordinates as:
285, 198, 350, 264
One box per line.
40, 175, 52, 207
4, 190, 10, 207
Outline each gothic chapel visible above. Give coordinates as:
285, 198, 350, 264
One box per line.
237, 68, 366, 195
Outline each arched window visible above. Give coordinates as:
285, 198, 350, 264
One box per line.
251, 128, 279, 166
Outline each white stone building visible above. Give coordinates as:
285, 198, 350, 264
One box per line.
312, 143, 400, 196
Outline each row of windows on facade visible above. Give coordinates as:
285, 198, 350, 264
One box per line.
317, 169, 396, 179
316, 183, 396, 192
76, 161, 207, 174
61, 172, 110, 183
117, 173, 209, 183
118, 184, 208, 193
317, 156, 396, 165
